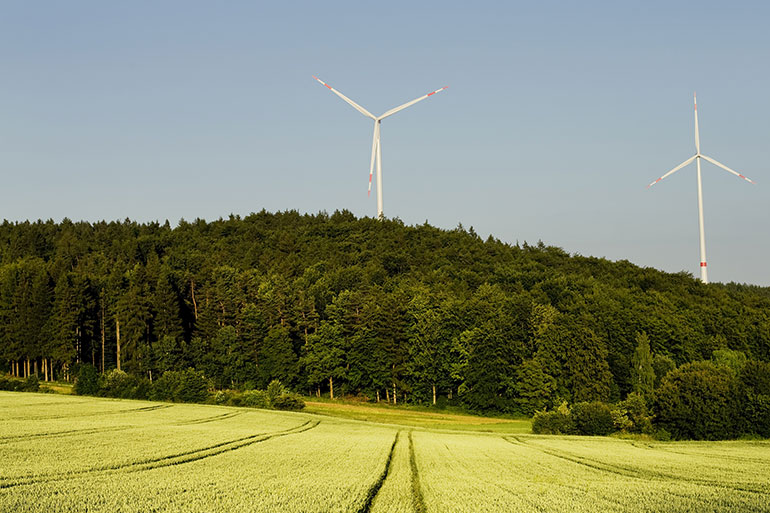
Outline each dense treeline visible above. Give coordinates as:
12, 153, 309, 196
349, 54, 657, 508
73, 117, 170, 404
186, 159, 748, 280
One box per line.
1, 210, 769, 414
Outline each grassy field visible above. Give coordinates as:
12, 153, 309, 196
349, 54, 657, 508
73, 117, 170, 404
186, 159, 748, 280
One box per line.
304, 399, 532, 433
1, 391, 769, 512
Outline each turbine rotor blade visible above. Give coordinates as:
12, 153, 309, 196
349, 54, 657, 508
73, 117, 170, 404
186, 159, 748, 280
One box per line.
313, 75, 377, 120
694, 92, 701, 154
378, 86, 448, 120
368, 122, 379, 196
700, 154, 757, 184
647, 155, 697, 188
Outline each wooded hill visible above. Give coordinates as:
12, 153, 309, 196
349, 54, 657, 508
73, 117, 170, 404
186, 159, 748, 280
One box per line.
1, 210, 769, 413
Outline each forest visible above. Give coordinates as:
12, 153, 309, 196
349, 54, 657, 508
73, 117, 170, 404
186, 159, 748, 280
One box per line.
1, 210, 769, 414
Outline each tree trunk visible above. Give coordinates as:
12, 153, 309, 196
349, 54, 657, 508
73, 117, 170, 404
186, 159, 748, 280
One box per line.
101, 299, 106, 373
386, 387, 390, 403
393, 382, 397, 405
190, 278, 198, 320
329, 377, 334, 400
432, 384, 436, 405
34, 358, 38, 377
376, 390, 380, 402
76, 326, 81, 364
316, 386, 320, 398
116, 317, 121, 371
448, 388, 453, 400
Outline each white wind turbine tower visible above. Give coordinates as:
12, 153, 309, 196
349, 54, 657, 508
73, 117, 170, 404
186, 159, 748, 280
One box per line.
313, 76, 448, 219
647, 93, 756, 284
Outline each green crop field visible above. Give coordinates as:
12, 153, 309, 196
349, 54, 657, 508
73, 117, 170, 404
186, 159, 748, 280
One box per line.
1, 392, 769, 512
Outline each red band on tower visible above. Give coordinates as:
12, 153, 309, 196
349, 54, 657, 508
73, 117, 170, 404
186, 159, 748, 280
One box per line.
700, 262, 707, 267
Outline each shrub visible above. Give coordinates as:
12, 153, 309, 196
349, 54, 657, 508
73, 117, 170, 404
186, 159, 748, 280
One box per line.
176, 369, 209, 403
212, 390, 236, 405
74, 364, 100, 396
0, 375, 41, 392
20, 375, 40, 392
572, 401, 614, 436
133, 378, 151, 400
532, 402, 575, 435
614, 392, 653, 434
654, 361, 741, 440
241, 390, 270, 409
272, 393, 305, 411
0, 375, 28, 391
266, 380, 286, 405
150, 369, 209, 403
150, 370, 181, 401
101, 369, 140, 399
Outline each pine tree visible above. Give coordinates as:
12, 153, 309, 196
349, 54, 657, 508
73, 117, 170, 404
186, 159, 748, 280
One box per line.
631, 331, 655, 399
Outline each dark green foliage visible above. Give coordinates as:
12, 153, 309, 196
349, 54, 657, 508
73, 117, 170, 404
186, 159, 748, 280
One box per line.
531, 402, 575, 435
258, 327, 296, 389
630, 332, 655, 399
654, 361, 741, 440
266, 379, 286, 405
712, 349, 748, 375
0, 375, 40, 392
739, 360, 770, 437
651, 354, 676, 388
271, 393, 305, 411
151, 369, 209, 403
571, 401, 615, 436
0, 375, 18, 391
514, 358, 556, 415
564, 327, 613, 403
209, 381, 304, 410
100, 369, 146, 399
21, 375, 40, 392
74, 364, 100, 396
1, 212, 770, 420
240, 389, 269, 408
613, 392, 653, 434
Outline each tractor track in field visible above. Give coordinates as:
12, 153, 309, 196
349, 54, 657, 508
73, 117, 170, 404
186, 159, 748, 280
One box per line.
360, 430, 426, 513
175, 410, 245, 425
0, 425, 132, 444
506, 436, 768, 496
0, 420, 319, 489
627, 440, 770, 465
485, 438, 617, 511
1, 410, 245, 443
408, 431, 427, 513
0, 399, 89, 408
357, 431, 399, 513
26, 404, 172, 420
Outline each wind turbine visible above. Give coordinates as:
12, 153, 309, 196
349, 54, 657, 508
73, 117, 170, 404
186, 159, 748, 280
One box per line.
647, 93, 756, 284
313, 76, 448, 219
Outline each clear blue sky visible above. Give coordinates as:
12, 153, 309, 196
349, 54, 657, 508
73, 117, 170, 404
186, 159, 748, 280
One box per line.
2, 1, 769, 285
